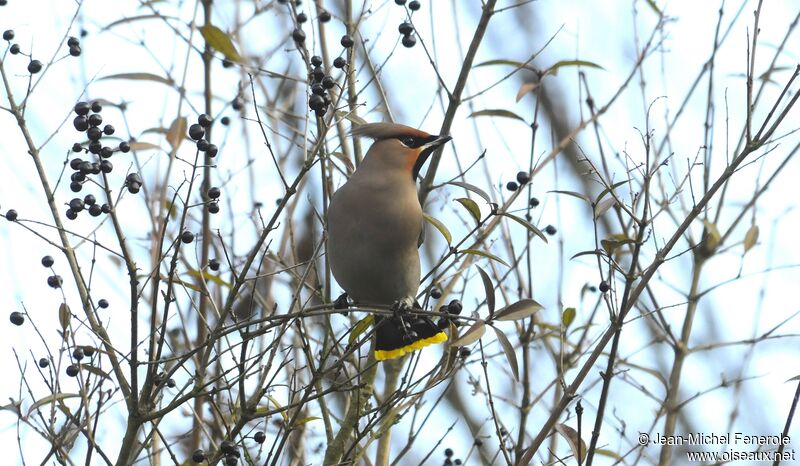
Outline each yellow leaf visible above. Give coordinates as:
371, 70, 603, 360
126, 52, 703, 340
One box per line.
744, 224, 759, 252
555, 423, 587, 462
455, 198, 481, 223
292, 416, 320, 427
267, 395, 288, 422
461, 249, 509, 267
59, 303, 71, 333
516, 82, 539, 102
166, 116, 187, 151
562, 307, 576, 328
348, 315, 374, 345
199, 24, 241, 62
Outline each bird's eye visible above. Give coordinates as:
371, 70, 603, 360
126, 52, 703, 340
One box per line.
400, 136, 417, 147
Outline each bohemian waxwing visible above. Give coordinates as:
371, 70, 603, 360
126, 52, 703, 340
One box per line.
327, 122, 452, 360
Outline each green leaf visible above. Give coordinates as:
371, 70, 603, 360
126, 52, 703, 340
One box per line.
423, 214, 452, 245
448, 181, 491, 204
570, 249, 608, 261
199, 24, 241, 62
549, 190, 591, 204
562, 307, 576, 328
99, 72, 174, 86
473, 59, 536, 73
494, 299, 543, 321
450, 320, 486, 347
27, 393, 79, 418
292, 416, 320, 427
593, 197, 617, 218
267, 395, 288, 422
544, 60, 605, 76
461, 249, 509, 267
501, 213, 548, 243
594, 180, 629, 205
492, 326, 519, 382
468, 109, 526, 123
601, 234, 635, 255
646, 0, 662, 16
744, 224, 759, 252
186, 269, 232, 288
455, 197, 481, 223
476, 266, 495, 314
348, 315, 375, 345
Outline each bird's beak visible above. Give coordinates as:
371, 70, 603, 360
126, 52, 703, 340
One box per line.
413, 135, 452, 180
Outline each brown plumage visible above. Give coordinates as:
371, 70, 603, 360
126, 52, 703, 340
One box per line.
327, 122, 451, 360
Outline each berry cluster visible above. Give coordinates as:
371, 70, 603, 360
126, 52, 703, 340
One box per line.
436, 299, 463, 329
4, 29, 81, 72
442, 447, 463, 466
67, 101, 129, 218
187, 113, 219, 157
307, 55, 338, 116
505, 170, 530, 192
398, 22, 416, 48
191, 435, 259, 465
395, 0, 421, 47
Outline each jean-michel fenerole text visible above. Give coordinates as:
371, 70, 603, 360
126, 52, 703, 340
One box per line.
651, 433, 790, 446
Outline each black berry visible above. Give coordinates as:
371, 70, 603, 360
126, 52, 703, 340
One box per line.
103, 124, 115, 135
83, 194, 96, 206
333, 57, 346, 68
197, 138, 210, 151
398, 22, 413, 35
430, 288, 442, 299
253, 431, 266, 443
459, 347, 471, 358
409, 0, 421, 10
544, 225, 557, 235
119, 141, 130, 153
220, 440, 237, 455
309, 94, 325, 111
47, 275, 63, 288
9, 44, 20, 54
98, 299, 109, 309
292, 28, 306, 43
188, 124, 205, 141
87, 126, 102, 141
395, 0, 406, 4
321, 76, 335, 89
67, 36, 79, 47
9, 311, 24, 326
340, 35, 354, 48
319, 10, 331, 22
69, 198, 84, 212
401, 34, 416, 48
72, 143, 83, 153
444, 448, 453, 457
506, 181, 518, 192
3, 29, 14, 41
529, 197, 539, 207
192, 449, 206, 463
516, 171, 530, 184
5, 209, 18, 221
207, 202, 219, 214
207, 187, 221, 199
70, 182, 83, 193
198, 113, 212, 127
41, 255, 54, 267
74, 101, 91, 115
28, 60, 43, 73
66, 364, 79, 377
73, 116, 89, 132
72, 347, 84, 361
180, 230, 194, 244
38, 358, 49, 368
91, 101, 102, 112
447, 300, 463, 315
83, 346, 95, 358
69, 46, 81, 57
206, 144, 218, 157
88, 113, 102, 127
221, 116, 230, 126
599, 281, 609, 293
297, 12, 307, 23
88, 204, 102, 217
209, 258, 220, 271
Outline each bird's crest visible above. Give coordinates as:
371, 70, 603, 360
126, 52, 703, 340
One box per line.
350, 122, 432, 141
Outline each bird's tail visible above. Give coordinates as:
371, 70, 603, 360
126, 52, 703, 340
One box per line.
374, 315, 448, 361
